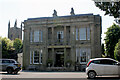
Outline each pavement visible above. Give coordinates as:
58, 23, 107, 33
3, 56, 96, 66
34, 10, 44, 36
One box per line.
1, 70, 86, 78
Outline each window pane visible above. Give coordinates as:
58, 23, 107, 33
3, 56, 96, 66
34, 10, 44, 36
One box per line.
33, 51, 39, 64
34, 53, 39, 56
81, 52, 86, 62
57, 31, 64, 42
2, 60, 9, 63
41, 31, 43, 42
100, 60, 117, 65
76, 28, 78, 40
80, 48, 87, 62
87, 27, 90, 40
57, 32, 59, 39
9, 60, 15, 63
40, 53, 42, 64
79, 28, 86, 40
61, 31, 64, 39
34, 31, 39, 42
93, 60, 100, 64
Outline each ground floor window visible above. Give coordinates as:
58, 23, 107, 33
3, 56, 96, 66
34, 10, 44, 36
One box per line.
30, 50, 42, 64
33, 51, 39, 64
80, 49, 86, 62
76, 48, 91, 64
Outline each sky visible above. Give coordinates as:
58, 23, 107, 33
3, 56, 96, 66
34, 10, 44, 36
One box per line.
0, 0, 115, 43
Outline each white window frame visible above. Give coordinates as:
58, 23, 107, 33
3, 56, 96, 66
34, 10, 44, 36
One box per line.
40, 53, 42, 64
87, 27, 90, 40
34, 31, 39, 42
33, 51, 39, 64
40, 31, 43, 42
61, 31, 64, 39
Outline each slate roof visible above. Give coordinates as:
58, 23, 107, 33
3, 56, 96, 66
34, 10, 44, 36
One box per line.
26, 13, 100, 21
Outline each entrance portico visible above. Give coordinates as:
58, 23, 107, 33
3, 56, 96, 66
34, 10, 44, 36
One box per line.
47, 47, 71, 68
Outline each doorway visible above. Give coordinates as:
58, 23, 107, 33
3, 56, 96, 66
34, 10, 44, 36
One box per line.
55, 52, 64, 67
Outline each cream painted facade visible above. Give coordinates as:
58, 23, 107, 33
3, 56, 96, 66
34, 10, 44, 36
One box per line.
23, 12, 102, 71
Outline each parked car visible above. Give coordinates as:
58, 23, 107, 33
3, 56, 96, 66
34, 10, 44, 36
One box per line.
86, 58, 120, 79
0, 59, 21, 74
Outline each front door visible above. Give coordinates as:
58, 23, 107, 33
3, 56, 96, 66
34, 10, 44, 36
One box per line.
55, 53, 64, 67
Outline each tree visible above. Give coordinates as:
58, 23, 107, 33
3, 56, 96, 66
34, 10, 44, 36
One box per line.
94, 2, 120, 18
114, 39, 120, 61
105, 23, 120, 58
0, 37, 23, 59
1, 37, 13, 58
13, 38, 23, 53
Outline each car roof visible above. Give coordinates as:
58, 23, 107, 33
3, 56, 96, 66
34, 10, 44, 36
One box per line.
90, 58, 118, 62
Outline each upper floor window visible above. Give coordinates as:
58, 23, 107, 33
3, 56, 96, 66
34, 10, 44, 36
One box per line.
57, 31, 64, 42
76, 27, 90, 41
34, 31, 39, 42
79, 28, 86, 40
31, 30, 43, 42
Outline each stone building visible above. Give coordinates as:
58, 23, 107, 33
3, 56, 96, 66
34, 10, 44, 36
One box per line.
23, 9, 102, 71
8, 20, 22, 40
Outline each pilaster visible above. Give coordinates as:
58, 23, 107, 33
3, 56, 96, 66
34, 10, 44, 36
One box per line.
64, 48, 66, 66
64, 26, 66, 45
52, 48, 55, 67
52, 27, 54, 45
